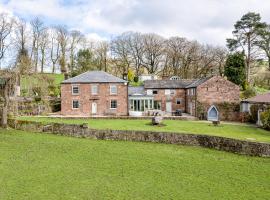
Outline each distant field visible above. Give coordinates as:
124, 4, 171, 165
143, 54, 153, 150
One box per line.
1, 129, 270, 200
18, 116, 270, 143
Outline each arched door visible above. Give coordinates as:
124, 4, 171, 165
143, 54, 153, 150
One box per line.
207, 105, 218, 121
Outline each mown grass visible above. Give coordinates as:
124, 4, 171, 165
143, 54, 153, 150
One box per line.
18, 116, 270, 143
0, 128, 270, 200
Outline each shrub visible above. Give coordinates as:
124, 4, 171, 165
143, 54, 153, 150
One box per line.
249, 104, 260, 123
134, 76, 139, 82
261, 108, 270, 130
241, 87, 257, 99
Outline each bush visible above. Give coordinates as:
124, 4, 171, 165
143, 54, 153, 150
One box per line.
249, 105, 260, 123
241, 87, 256, 99
261, 108, 270, 130
134, 76, 139, 82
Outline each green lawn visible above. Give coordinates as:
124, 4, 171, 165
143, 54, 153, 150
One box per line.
0, 129, 270, 200
18, 116, 270, 143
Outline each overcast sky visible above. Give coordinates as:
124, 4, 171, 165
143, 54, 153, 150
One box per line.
1, 0, 270, 46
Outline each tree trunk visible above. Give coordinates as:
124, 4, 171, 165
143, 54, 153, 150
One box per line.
1, 83, 8, 128
246, 35, 251, 83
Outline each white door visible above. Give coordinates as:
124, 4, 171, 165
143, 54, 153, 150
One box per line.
92, 102, 97, 114
166, 102, 172, 113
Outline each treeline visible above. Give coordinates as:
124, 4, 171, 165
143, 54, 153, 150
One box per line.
0, 12, 227, 80
0, 12, 269, 85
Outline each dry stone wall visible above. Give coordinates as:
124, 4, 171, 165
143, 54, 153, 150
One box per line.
8, 119, 270, 157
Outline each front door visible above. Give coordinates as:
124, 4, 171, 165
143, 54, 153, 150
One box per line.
92, 102, 97, 114
166, 102, 172, 113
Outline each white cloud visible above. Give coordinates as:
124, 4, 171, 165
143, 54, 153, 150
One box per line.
1, 0, 270, 45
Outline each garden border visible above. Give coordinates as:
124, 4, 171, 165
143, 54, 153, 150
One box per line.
8, 119, 270, 157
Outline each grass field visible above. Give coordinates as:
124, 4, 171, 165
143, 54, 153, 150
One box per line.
0, 129, 270, 200
18, 116, 270, 143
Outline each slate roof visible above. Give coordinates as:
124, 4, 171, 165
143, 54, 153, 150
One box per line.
185, 77, 212, 88
128, 86, 145, 96
62, 71, 127, 84
243, 93, 270, 104
144, 77, 212, 89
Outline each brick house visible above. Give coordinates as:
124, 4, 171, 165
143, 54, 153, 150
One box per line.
61, 71, 240, 120
129, 76, 240, 120
61, 71, 128, 116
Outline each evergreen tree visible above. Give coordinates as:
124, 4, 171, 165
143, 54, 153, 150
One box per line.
224, 52, 246, 88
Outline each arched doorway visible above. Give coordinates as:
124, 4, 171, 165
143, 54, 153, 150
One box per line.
207, 105, 219, 121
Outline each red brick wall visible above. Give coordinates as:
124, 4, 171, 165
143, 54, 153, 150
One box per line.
152, 89, 186, 112
61, 83, 128, 116
195, 76, 240, 120
197, 76, 240, 104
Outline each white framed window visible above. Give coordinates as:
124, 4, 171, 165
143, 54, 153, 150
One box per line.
110, 100, 117, 109
72, 85, 79, 95
72, 100, 79, 109
147, 89, 153, 95
110, 85, 117, 95
91, 85, 98, 95
165, 89, 170, 95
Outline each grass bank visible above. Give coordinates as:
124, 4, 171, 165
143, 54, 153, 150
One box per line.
1, 129, 270, 199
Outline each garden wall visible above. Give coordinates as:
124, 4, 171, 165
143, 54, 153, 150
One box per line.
8, 119, 270, 157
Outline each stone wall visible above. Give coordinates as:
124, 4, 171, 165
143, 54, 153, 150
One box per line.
8, 119, 270, 157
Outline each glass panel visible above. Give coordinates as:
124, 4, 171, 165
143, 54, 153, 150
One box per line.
141, 100, 144, 111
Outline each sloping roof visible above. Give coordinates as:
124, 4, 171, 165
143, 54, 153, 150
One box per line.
62, 71, 127, 84
144, 77, 213, 89
128, 86, 145, 96
185, 77, 212, 88
243, 93, 270, 104
144, 79, 195, 89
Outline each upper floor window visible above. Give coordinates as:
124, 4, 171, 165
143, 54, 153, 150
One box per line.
147, 89, 153, 95
176, 99, 181, 105
165, 89, 175, 95
91, 85, 98, 95
110, 85, 117, 95
72, 85, 79, 95
72, 100, 79, 109
153, 90, 158, 95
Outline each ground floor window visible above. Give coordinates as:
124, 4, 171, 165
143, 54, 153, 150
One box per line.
72, 100, 79, 109
154, 101, 161, 110
110, 100, 117, 109
129, 99, 154, 111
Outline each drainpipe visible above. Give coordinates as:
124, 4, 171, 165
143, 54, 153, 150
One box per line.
126, 82, 129, 116
195, 87, 197, 117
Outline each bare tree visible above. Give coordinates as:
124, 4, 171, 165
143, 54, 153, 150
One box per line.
165, 37, 187, 76
56, 25, 69, 74
95, 41, 109, 72
128, 32, 144, 77
39, 28, 48, 73
30, 17, 45, 72
141, 33, 165, 74
111, 32, 132, 76
69, 30, 84, 73
0, 13, 13, 68
49, 27, 60, 73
